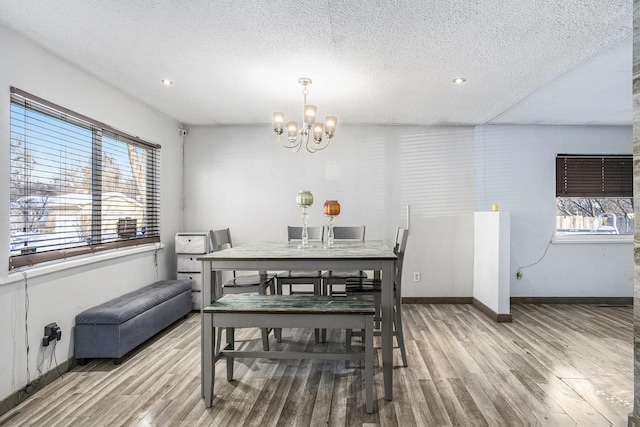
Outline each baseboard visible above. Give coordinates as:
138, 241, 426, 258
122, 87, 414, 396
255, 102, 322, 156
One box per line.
628, 412, 640, 427
0, 357, 74, 418
402, 297, 473, 304
472, 298, 512, 323
510, 297, 633, 306
403, 296, 633, 306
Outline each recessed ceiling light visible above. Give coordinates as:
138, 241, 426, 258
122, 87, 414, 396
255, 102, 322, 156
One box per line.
161, 79, 173, 86
453, 77, 466, 84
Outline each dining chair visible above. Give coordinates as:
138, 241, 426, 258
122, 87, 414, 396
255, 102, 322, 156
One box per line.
276, 226, 324, 296
321, 225, 367, 296
209, 228, 277, 351
345, 227, 409, 367
275, 226, 324, 342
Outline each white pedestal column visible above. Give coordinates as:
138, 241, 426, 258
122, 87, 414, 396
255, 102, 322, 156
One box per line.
473, 211, 511, 321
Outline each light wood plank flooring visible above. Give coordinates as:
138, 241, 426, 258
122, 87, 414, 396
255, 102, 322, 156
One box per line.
0, 303, 633, 426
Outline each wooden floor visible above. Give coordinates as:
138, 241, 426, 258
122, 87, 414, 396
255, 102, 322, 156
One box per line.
0, 303, 633, 426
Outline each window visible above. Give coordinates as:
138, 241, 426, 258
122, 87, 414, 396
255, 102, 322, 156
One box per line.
555, 154, 633, 236
9, 87, 161, 269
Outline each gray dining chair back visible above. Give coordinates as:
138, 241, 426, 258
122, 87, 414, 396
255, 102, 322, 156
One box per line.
208, 228, 277, 351
332, 225, 365, 240
208, 228, 276, 291
393, 227, 409, 294
279, 225, 325, 341
323, 225, 368, 298
345, 227, 409, 366
278, 226, 324, 296
287, 226, 324, 241
210, 228, 232, 252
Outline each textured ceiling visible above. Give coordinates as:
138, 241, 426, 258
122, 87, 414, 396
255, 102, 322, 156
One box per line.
0, 0, 633, 126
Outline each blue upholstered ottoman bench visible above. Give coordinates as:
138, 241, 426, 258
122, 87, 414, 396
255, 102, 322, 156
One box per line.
74, 279, 192, 365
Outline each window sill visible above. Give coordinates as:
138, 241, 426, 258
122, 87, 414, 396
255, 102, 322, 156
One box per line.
0, 242, 164, 285
552, 234, 632, 244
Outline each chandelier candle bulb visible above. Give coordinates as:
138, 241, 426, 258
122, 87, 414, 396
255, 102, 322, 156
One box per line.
325, 116, 337, 137
313, 123, 324, 143
273, 112, 284, 134
304, 105, 317, 125
287, 122, 298, 141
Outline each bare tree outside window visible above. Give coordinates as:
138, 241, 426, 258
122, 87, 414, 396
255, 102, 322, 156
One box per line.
556, 197, 634, 235
556, 154, 633, 236
9, 87, 160, 269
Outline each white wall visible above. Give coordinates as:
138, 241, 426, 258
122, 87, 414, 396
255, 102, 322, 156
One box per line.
475, 125, 633, 297
0, 24, 184, 401
183, 125, 476, 298
184, 124, 634, 300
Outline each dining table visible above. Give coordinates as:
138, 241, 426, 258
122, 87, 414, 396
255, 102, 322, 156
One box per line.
197, 239, 397, 403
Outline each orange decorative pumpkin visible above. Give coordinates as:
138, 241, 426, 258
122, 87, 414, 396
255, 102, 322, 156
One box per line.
323, 200, 341, 215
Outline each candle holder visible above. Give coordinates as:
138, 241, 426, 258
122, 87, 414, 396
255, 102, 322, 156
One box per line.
323, 200, 341, 246
326, 214, 336, 245
296, 190, 314, 247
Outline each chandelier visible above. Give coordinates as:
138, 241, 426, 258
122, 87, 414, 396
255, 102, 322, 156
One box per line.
272, 77, 338, 153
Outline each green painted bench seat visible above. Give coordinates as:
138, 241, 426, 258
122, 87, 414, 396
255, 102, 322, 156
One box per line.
206, 294, 375, 314
203, 294, 376, 413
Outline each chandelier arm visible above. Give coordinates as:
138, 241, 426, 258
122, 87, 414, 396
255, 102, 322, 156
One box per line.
278, 133, 303, 150
306, 142, 316, 153
310, 138, 332, 152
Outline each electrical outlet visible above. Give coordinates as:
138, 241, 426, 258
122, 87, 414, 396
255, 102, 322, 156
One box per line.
25, 380, 40, 394
413, 272, 421, 282
516, 272, 523, 280
43, 322, 61, 346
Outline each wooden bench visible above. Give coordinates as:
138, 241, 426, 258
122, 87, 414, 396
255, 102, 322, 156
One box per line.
202, 294, 376, 413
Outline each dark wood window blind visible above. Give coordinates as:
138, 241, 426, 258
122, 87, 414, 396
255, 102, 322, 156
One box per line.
9, 87, 161, 269
556, 154, 632, 198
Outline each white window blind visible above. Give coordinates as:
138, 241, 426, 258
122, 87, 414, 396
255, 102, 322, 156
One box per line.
9, 87, 161, 269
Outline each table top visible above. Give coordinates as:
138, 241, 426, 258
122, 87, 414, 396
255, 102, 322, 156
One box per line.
197, 240, 396, 261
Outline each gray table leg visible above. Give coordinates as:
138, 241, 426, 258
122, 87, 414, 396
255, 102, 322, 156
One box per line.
204, 311, 214, 407
365, 313, 374, 413
381, 259, 394, 401
226, 327, 235, 380
200, 261, 212, 398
